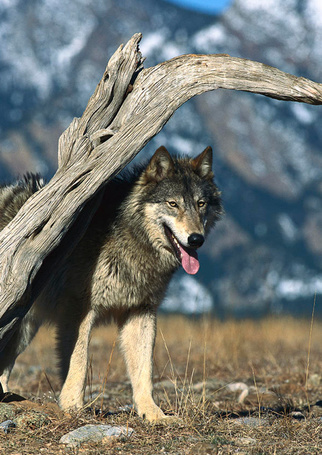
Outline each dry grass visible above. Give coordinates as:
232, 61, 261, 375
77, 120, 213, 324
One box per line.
1, 315, 322, 454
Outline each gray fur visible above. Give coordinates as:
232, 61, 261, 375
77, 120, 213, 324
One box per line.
0, 146, 222, 421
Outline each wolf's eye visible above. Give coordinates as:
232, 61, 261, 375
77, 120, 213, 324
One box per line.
168, 201, 178, 208
197, 200, 206, 208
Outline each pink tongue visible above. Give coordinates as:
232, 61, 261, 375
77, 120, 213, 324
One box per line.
179, 244, 200, 275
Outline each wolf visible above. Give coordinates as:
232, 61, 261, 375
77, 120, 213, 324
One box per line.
0, 146, 222, 421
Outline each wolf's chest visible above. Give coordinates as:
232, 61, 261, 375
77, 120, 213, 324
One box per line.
90, 252, 175, 310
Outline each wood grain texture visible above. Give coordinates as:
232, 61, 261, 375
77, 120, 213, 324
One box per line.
0, 33, 321, 347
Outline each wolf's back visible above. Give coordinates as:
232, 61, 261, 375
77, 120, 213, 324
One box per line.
0, 174, 44, 230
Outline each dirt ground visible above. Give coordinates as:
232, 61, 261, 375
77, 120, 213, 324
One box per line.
1, 314, 322, 454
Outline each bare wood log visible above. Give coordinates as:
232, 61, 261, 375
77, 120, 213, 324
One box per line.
1, 33, 322, 348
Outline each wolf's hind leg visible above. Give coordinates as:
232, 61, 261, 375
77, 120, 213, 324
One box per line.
57, 309, 95, 411
119, 309, 166, 422
0, 368, 12, 393
0, 313, 41, 393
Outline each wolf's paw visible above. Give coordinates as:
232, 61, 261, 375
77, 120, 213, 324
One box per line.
140, 409, 165, 422
137, 403, 182, 424
59, 393, 84, 413
137, 402, 167, 422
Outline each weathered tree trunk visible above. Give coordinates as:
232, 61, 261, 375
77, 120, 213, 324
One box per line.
0, 33, 322, 349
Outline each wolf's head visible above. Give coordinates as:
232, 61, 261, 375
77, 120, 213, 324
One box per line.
137, 146, 222, 275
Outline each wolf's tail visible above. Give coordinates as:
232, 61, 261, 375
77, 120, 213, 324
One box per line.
0, 174, 45, 230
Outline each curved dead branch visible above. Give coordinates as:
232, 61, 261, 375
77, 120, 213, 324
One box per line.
0, 32, 321, 347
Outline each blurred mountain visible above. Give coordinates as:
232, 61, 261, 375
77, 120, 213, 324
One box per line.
1, 0, 322, 317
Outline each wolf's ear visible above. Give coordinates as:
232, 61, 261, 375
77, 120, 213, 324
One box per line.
191, 146, 213, 180
144, 146, 175, 183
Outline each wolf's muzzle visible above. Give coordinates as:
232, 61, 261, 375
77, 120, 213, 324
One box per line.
188, 233, 204, 248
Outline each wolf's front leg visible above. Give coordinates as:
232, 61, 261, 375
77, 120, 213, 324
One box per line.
119, 309, 166, 421
57, 309, 95, 411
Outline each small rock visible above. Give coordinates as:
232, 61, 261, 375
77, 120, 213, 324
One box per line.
240, 388, 278, 406
192, 381, 206, 392
155, 379, 176, 390
60, 424, 134, 447
307, 374, 321, 387
227, 382, 248, 392
193, 379, 224, 391
238, 389, 249, 403
0, 419, 16, 434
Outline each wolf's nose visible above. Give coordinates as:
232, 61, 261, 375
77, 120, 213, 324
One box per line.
188, 233, 204, 248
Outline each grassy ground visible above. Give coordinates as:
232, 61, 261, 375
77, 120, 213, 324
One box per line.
1, 314, 322, 454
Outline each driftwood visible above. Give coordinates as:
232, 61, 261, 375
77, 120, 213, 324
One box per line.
0, 33, 322, 350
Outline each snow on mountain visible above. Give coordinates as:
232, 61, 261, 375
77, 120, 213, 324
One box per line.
0, 1, 98, 97
192, 24, 227, 50
140, 31, 167, 57
291, 104, 317, 125
276, 276, 322, 301
303, 0, 322, 29
163, 275, 213, 314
